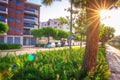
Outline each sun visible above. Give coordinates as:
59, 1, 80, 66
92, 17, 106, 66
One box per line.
100, 10, 110, 21
99, 8, 120, 35
100, 8, 120, 28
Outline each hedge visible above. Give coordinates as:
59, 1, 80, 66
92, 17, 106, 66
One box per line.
0, 47, 110, 80
0, 43, 22, 50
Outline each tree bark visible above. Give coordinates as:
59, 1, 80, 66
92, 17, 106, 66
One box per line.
80, 34, 83, 48
48, 36, 50, 43
81, 0, 118, 78
82, 0, 100, 76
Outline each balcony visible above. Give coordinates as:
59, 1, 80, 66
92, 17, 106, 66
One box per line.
0, 6, 8, 14
23, 31, 33, 37
24, 19, 38, 25
24, 23, 38, 28
24, 24, 34, 28
0, 18, 7, 23
24, 15, 36, 19
24, 32, 32, 35
24, 16, 38, 23
24, 7, 38, 15
0, 0, 8, 4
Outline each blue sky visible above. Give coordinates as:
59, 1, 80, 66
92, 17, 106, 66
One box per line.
28, 0, 70, 22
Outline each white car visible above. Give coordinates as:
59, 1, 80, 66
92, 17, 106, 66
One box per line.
45, 42, 55, 48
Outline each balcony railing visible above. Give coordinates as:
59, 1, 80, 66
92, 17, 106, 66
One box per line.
24, 20, 35, 24
0, 0, 8, 4
24, 7, 38, 15
0, 6, 8, 14
23, 32, 33, 35
24, 20, 38, 25
24, 24, 35, 28
0, 18, 7, 23
24, 16, 38, 20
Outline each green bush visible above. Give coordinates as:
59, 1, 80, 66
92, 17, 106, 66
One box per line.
0, 47, 110, 80
0, 22, 8, 34
108, 36, 120, 49
35, 44, 45, 47
0, 43, 22, 50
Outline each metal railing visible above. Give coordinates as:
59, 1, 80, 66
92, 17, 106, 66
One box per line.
0, 0, 8, 4
24, 8, 38, 15
0, 6, 8, 14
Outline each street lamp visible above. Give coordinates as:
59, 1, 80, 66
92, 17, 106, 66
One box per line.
69, 0, 73, 49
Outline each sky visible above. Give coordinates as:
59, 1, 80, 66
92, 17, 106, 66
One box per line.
100, 8, 120, 36
28, 0, 120, 36
28, 0, 70, 22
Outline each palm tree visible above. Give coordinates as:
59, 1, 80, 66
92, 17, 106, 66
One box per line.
41, 0, 118, 77
81, 0, 118, 78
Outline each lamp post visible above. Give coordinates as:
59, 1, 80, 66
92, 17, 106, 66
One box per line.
69, 0, 73, 49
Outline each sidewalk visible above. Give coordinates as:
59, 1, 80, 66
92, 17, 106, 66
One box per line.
106, 44, 120, 80
0, 46, 71, 57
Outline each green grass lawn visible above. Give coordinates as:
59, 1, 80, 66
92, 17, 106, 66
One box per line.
0, 47, 110, 80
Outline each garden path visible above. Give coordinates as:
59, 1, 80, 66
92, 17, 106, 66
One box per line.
106, 44, 120, 80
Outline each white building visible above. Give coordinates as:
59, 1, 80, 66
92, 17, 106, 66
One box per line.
40, 19, 70, 32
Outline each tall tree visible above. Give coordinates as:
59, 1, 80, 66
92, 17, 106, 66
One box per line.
41, 0, 119, 78
55, 17, 68, 25
82, 0, 118, 78
57, 29, 69, 40
32, 26, 57, 43
0, 22, 8, 34
99, 25, 115, 46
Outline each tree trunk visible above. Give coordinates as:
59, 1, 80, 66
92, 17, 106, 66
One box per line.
81, 0, 100, 77
47, 33, 50, 43
81, 0, 118, 78
48, 36, 50, 43
80, 34, 83, 48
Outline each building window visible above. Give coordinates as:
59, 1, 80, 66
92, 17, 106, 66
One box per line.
16, 9, 22, 14
9, 26, 13, 30
47, 21, 50, 25
10, 0, 14, 2
0, 15, 5, 22
0, 6, 6, 11
9, 7, 14, 12
8, 16, 14, 21
16, 27, 21, 32
16, 0, 22, 5
31, 38, 36, 45
14, 37, 20, 44
54, 22, 57, 25
16, 18, 22, 23
24, 23, 34, 28
7, 37, 13, 44
0, 37, 4, 43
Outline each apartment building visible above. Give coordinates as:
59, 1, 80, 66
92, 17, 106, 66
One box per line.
40, 19, 70, 32
0, 0, 40, 46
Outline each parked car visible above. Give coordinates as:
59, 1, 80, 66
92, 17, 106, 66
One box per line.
45, 42, 55, 48
55, 42, 61, 47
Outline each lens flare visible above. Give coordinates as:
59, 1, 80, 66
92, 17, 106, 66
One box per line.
28, 54, 36, 61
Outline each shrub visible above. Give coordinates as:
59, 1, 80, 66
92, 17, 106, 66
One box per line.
0, 43, 22, 50
0, 47, 110, 80
35, 44, 45, 47
0, 22, 8, 34
108, 36, 120, 49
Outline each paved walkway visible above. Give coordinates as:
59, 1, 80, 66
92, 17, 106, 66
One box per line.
0, 47, 69, 57
106, 44, 120, 80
